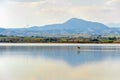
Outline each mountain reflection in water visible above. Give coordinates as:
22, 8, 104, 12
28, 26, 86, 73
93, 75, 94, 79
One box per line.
0, 46, 120, 80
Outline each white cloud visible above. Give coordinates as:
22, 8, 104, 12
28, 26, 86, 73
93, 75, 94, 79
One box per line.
10, 0, 42, 2
0, 0, 119, 28
106, 0, 120, 8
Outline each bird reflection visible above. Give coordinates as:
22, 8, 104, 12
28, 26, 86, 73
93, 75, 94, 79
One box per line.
77, 46, 81, 55
77, 50, 80, 55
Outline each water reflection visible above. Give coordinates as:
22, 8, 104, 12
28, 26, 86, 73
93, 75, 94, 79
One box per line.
0, 46, 120, 66
0, 46, 120, 80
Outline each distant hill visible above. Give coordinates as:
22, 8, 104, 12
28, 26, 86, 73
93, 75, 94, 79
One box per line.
0, 18, 120, 37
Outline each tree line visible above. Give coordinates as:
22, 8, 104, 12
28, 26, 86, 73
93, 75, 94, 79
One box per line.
0, 35, 118, 43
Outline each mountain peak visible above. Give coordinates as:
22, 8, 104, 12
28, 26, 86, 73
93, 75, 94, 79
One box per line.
64, 18, 87, 24
69, 18, 81, 21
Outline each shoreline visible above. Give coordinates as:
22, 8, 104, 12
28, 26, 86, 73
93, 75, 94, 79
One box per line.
0, 43, 120, 46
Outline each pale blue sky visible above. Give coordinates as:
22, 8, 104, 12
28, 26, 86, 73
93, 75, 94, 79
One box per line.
0, 0, 119, 28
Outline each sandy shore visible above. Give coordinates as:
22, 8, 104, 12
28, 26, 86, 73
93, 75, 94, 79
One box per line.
0, 43, 120, 46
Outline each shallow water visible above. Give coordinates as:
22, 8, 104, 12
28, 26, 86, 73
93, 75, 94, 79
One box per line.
0, 45, 120, 80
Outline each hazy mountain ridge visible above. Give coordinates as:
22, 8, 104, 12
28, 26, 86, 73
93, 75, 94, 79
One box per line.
0, 18, 120, 37
108, 23, 120, 28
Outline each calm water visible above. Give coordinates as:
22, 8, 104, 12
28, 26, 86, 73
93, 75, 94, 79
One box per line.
0, 44, 120, 80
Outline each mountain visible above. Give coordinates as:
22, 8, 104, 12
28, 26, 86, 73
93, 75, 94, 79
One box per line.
108, 23, 120, 28
0, 28, 7, 35
0, 18, 119, 37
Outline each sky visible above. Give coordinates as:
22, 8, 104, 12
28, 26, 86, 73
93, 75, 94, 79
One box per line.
0, 0, 119, 28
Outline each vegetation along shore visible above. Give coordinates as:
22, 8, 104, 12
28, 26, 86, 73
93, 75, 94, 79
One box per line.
0, 35, 120, 43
